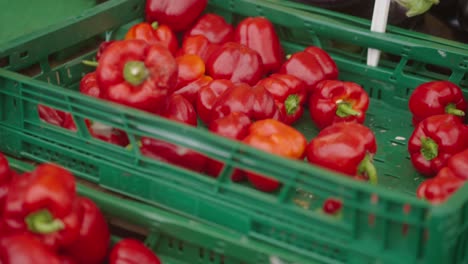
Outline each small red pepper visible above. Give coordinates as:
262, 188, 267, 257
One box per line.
141, 95, 207, 172
172, 75, 213, 106
309, 80, 370, 130
323, 198, 343, 215
409, 81, 467, 125
184, 13, 234, 45
206, 112, 251, 181
206, 42, 263, 85
196, 79, 236, 125
408, 114, 468, 177
125, 22, 178, 56
2, 164, 80, 250
109, 238, 161, 264
62, 197, 110, 264
96, 39, 178, 113
306, 122, 378, 184
0, 233, 63, 264
256, 73, 307, 125
210, 82, 279, 123
280, 46, 339, 95
243, 119, 308, 192
416, 167, 466, 204
79, 72, 100, 98
234, 16, 284, 74
174, 54, 206, 90
177, 35, 220, 64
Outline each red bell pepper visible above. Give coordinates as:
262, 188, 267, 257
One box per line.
141, 95, 207, 172
234, 16, 284, 74
145, 0, 207, 32
172, 75, 213, 106
416, 167, 466, 204
280, 46, 339, 95
409, 81, 467, 125
174, 54, 206, 90
2, 164, 80, 250
445, 148, 468, 180
80, 72, 100, 98
256, 73, 307, 125
38, 105, 77, 131
0, 153, 13, 216
206, 112, 251, 181
210, 82, 279, 123
243, 119, 308, 192
306, 122, 378, 184
206, 42, 263, 85
322, 198, 343, 215
196, 79, 235, 125
0, 233, 63, 264
309, 80, 370, 130
177, 35, 220, 64
408, 114, 468, 177
109, 238, 161, 264
62, 197, 110, 264
96, 41, 116, 61
125, 22, 178, 56
184, 13, 234, 45
96, 39, 178, 113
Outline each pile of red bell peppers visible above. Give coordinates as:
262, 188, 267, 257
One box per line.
408, 81, 468, 204
36, 0, 467, 206
0, 153, 162, 264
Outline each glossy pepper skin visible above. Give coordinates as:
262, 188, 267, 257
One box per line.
196, 79, 236, 125
141, 95, 207, 172
243, 119, 308, 192
174, 54, 206, 90
125, 22, 178, 56
280, 46, 339, 95
63, 197, 110, 264
96, 39, 178, 114
207, 42, 263, 85
409, 81, 467, 125
206, 112, 251, 181
309, 80, 370, 130
177, 35, 220, 64
184, 13, 234, 45
306, 122, 378, 184
0, 233, 62, 264
145, 0, 207, 32
234, 17, 284, 74
96, 41, 116, 61
172, 75, 213, 105
210, 83, 279, 123
0, 153, 13, 216
416, 167, 466, 205
79, 72, 100, 98
408, 114, 468, 177
109, 239, 161, 264
256, 73, 307, 125
2, 164, 80, 250
38, 106, 76, 131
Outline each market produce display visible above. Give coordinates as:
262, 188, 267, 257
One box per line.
0, 153, 162, 264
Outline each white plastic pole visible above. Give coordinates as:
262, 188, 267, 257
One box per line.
367, 0, 391, 67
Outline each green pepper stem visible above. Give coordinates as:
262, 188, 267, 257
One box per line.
123, 61, 149, 86
25, 209, 65, 234
284, 94, 300, 115
394, 0, 439, 17
357, 153, 378, 185
445, 103, 465, 117
420, 137, 438, 161
151, 21, 159, 30
336, 101, 360, 118
82, 60, 99, 67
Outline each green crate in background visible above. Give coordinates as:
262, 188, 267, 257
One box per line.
7, 156, 295, 264
0, 0, 467, 263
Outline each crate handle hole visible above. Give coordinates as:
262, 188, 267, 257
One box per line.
199, 248, 205, 258
20, 51, 29, 59
0, 56, 9, 67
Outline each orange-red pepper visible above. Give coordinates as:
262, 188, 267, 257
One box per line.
243, 119, 307, 192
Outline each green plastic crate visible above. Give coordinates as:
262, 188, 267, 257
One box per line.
0, 0, 467, 263
7, 156, 298, 264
